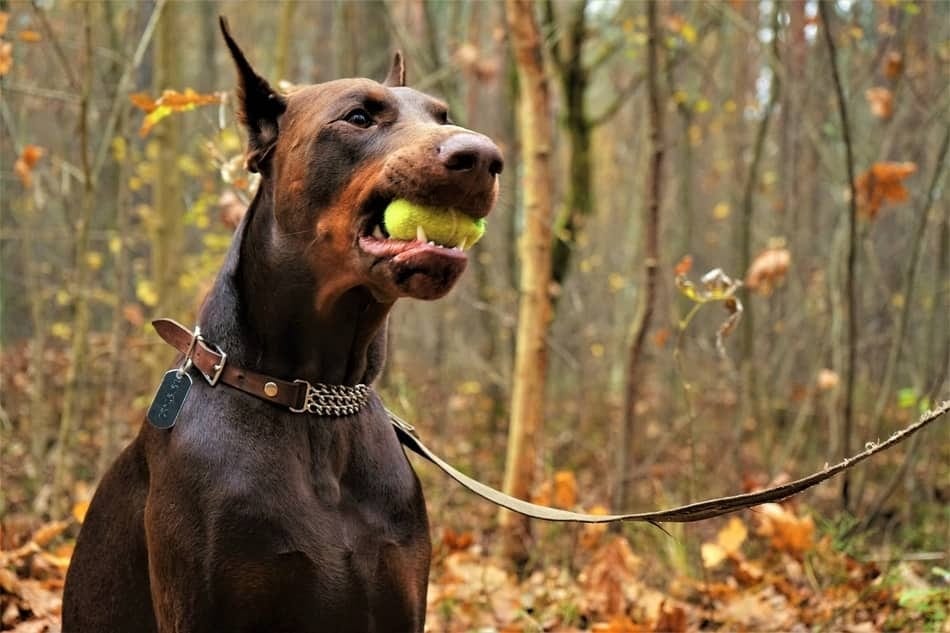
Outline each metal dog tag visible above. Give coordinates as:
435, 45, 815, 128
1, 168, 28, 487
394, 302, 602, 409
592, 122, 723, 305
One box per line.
146, 369, 193, 429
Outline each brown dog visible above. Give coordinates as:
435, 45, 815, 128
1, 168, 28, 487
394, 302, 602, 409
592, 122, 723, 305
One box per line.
62, 19, 501, 632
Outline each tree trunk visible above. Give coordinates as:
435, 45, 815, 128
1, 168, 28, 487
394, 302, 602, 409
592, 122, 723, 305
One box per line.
500, 0, 554, 566
612, 0, 663, 516
152, 2, 184, 318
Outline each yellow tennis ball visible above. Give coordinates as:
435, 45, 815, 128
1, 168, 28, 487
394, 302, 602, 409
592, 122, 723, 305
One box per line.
383, 199, 486, 249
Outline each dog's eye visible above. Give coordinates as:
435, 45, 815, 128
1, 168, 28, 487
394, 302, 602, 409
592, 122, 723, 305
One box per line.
437, 110, 450, 125
344, 109, 373, 128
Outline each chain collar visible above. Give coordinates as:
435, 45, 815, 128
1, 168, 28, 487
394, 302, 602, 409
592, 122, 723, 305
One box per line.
290, 380, 371, 416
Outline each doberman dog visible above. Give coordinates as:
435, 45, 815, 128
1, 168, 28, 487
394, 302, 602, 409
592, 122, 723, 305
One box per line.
62, 19, 502, 633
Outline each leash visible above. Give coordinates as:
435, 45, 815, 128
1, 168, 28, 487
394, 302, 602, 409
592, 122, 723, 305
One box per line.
148, 319, 950, 525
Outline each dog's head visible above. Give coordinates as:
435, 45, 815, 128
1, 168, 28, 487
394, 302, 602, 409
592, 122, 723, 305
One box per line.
220, 18, 502, 306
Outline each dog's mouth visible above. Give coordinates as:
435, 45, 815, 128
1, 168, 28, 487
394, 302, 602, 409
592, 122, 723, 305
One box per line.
356, 194, 473, 301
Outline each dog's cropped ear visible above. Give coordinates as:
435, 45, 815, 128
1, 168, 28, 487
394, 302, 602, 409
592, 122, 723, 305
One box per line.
219, 16, 287, 174
383, 51, 406, 87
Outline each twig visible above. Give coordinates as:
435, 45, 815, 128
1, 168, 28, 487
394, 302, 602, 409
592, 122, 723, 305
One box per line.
820, 1, 860, 511
90, 0, 167, 185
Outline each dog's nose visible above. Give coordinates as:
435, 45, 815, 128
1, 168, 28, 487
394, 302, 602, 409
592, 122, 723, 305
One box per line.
439, 134, 504, 177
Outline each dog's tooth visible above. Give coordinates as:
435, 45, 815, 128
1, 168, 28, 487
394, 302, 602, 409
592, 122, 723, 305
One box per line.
416, 225, 427, 242
373, 224, 384, 239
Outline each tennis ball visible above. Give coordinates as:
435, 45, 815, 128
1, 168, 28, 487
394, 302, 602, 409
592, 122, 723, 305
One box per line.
383, 199, 486, 249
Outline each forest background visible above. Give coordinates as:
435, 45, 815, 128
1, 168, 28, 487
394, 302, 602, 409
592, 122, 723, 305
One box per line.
0, 0, 947, 631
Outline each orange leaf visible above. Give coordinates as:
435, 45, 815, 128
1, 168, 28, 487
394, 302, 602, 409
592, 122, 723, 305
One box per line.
855, 161, 917, 219
674, 254, 693, 277
31, 520, 68, 547
0, 40, 12, 76
865, 87, 893, 120
745, 247, 790, 295
882, 51, 902, 80
18, 29, 41, 43
756, 503, 814, 556
71, 499, 91, 524
14, 144, 45, 187
553, 470, 577, 509
653, 327, 670, 349
0, 13, 8, 37
129, 91, 158, 113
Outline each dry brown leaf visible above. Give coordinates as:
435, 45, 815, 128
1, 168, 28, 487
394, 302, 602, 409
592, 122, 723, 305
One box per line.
745, 248, 790, 295
581, 536, 642, 616
756, 503, 814, 556
882, 51, 902, 80
654, 600, 687, 632
855, 161, 917, 220
30, 521, 67, 548
580, 504, 610, 549
865, 87, 893, 120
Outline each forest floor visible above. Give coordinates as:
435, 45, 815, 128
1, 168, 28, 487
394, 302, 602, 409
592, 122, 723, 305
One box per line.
1, 483, 947, 631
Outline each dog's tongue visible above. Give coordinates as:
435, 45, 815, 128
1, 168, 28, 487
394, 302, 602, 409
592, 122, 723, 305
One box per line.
382, 200, 485, 249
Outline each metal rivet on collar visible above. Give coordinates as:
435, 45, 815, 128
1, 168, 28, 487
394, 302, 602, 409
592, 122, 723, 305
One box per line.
264, 382, 278, 397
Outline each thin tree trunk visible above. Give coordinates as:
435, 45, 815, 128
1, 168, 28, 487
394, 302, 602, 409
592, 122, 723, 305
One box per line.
612, 0, 663, 516
273, 0, 297, 81
820, 2, 859, 511
152, 2, 183, 318
500, 0, 554, 566
53, 2, 96, 516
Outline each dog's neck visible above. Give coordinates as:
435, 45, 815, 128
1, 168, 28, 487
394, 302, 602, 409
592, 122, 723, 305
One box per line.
199, 187, 391, 386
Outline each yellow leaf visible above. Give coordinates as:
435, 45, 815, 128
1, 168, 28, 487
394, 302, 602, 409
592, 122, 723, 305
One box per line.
713, 201, 731, 219
51, 322, 71, 339
85, 251, 103, 270
716, 516, 747, 554
458, 380, 482, 395
136, 279, 158, 307
72, 500, 90, 523
694, 98, 710, 114
701, 542, 727, 568
681, 23, 697, 44
607, 273, 625, 293
108, 235, 121, 255
111, 136, 127, 162
590, 343, 605, 358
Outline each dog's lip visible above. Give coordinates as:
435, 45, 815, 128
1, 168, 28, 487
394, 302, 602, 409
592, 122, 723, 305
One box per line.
357, 234, 468, 263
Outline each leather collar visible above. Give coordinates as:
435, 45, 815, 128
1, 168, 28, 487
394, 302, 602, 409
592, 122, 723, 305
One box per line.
152, 318, 371, 416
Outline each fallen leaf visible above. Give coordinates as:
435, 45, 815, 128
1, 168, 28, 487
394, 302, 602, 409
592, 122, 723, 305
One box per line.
756, 503, 814, 556
553, 470, 577, 509
30, 521, 67, 548
0, 12, 8, 36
